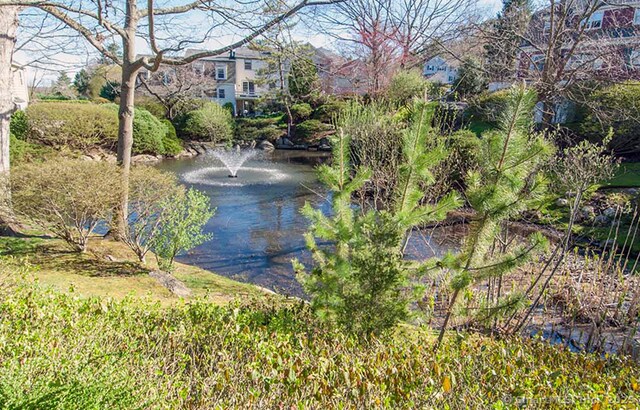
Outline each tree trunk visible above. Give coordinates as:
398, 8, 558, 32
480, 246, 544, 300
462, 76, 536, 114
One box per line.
113, 2, 139, 240
0, 6, 20, 236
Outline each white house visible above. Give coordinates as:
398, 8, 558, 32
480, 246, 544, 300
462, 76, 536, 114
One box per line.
11, 63, 29, 110
423, 56, 458, 84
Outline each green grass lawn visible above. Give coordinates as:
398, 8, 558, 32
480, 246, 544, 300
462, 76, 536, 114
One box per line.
607, 162, 640, 188
0, 236, 264, 305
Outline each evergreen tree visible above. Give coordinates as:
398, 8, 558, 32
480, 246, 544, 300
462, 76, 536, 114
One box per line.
52, 72, 76, 99
294, 101, 460, 338
452, 58, 487, 98
484, 0, 531, 82
73, 69, 91, 96
435, 85, 553, 349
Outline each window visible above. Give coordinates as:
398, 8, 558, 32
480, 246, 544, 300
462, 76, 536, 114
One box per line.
217, 88, 226, 99
529, 55, 545, 72
216, 67, 226, 80
582, 10, 603, 29
630, 49, 640, 68
244, 60, 253, 70
635, 8, 640, 25
242, 81, 255, 94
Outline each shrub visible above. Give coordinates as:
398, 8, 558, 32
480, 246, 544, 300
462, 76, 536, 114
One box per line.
136, 97, 166, 119
384, 69, 428, 106
466, 90, 511, 124
290, 103, 312, 122
160, 119, 183, 156
9, 110, 28, 140
311, 100, 348, 123
99, 80, 120, 101
235, 117, 285, 141
10, 159, 121, 252
131, 108, 167, 154
125, 166, 183, 263
295, 119, 332, 139
151, 188, 214, 271
24, 102, 119, 150
223, 102, 235, 116
182, 102, 233, 143
578, 82, 640, 156
8, 134, 50, 165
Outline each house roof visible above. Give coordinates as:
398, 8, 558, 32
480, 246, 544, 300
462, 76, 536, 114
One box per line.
184, 46, 269, 61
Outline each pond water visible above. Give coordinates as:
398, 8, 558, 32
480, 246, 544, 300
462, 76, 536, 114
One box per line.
157, 150, 462, 297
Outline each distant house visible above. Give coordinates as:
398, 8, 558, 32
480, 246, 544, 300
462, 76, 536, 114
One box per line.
138, 47, 273, 116
11, 63, 29, 110
423, 56, 458, 84
312, 47, 368, 96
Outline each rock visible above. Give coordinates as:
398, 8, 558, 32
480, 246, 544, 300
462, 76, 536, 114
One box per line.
603, 207, 617, 218
555, 198, 569, 207
80, 155, 94, 161
257, 140, 275, 151
581, 205, 595, 219
103, 154, 117, 163
149, 271, 192, 298
132, 154, 160, 164
104, 254, 119, 262
593, 214, 610, 226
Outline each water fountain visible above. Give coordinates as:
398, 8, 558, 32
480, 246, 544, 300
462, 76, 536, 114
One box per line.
212, 147, 258, 178
182, 147, 289, 187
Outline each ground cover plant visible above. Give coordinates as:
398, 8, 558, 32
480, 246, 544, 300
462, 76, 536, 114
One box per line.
0, 262, 639, 409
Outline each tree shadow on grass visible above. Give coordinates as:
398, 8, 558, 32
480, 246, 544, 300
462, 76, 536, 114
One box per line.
1, 236, 147, 277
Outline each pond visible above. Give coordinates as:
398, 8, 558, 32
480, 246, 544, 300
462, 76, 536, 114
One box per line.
156, 150, 462, 297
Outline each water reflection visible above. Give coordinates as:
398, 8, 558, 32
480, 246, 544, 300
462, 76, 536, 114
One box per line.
157, 151, 462, 297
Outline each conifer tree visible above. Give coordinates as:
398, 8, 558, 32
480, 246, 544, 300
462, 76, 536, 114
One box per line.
435, 85, 553, 349
294, 101, 461, 337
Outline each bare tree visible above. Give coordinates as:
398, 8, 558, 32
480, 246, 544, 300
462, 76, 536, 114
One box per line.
137, 65, 216, 120
321, 0, 476, 95
513, 0, 640, 125
0, 0, 342, 237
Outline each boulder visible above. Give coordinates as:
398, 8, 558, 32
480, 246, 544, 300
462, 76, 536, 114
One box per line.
593, 214, 610, 226
149, 271, 192, 298
132, 154, 160, 164
603, 207, 617, 218
257, 140, 275, 151
555, 198, 569, 207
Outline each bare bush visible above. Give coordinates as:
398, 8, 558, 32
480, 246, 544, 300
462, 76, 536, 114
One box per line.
10, 160, 121, 252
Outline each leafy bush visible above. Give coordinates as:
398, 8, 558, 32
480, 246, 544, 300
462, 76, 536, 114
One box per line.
235, 117, 285, 142
466, 90, 511, 124
311, 100, 348, 123
160, 119, 183, 156
135, 97, 166, 119
151, 188, 214, 271
385, 69, 428, 106
125, 166, 183, 263
8, 134, 50, 165
181, 102, 233, 143
23, 102, 119, 150
10, 159, 121, 252
131, 108, 166, 155
9, 110, 28, 140
223, 102, 235, 116
290, 103, 312, 122
578, 82, 640, 156
295, 119, 332, 139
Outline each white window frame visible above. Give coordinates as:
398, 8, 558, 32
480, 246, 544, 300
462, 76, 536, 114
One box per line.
242, 81, 255, 94
216, 66, 227, 80
217, 88, 226, 99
